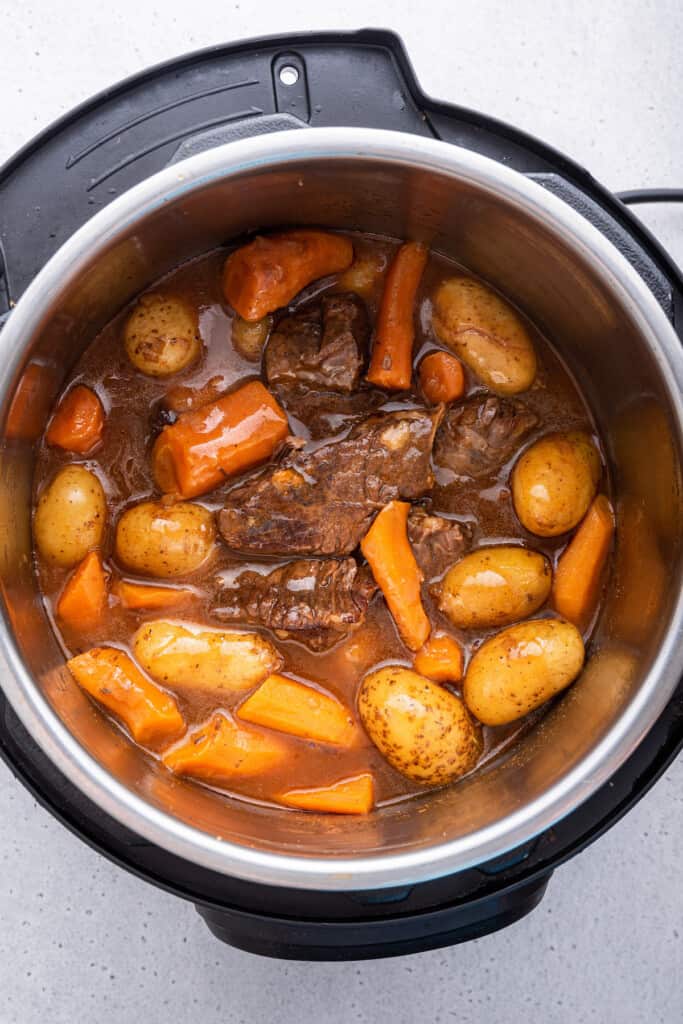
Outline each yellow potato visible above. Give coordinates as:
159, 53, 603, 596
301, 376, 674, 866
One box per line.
358, 666, 482, 785
432, 276, 536, 394
338, 251, 388, 297
512, 431, 601, 537
133, 621, 282, 692
464, 618, 585, 726
115, 500, 215, 578
231, 314, 273, 362
124, 293, 201, 377
34, 465, 106, 566
438, 545, 551, 629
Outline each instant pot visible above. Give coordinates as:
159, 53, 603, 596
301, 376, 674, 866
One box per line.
1, 30, 682, 960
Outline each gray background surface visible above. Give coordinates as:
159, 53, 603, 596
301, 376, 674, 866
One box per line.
0, 2, 682, 1021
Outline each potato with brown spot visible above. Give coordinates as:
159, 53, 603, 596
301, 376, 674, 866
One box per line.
512, 431, 601, 537
124, 293, 201, 377
464, 618, 585, 726
231, 315, 273, 362
432, 277, 536, 394
358, 666, 482, 785
437, 545, 552, 629
115, 500, 215, 578
133, 621, 282, 692
34, 465, 106, 567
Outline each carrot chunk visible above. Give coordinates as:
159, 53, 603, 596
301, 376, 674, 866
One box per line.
152, 380, 289, 498
56, 551, 107, 630
67, 647, 185, 745
46, 385, 105, 453
361, 500, 430, 651
238, 673, 356, 746
366, 242, 429, 390
553, 494, 615, 628
414, 633, 464, 682
223, 230, 354, 321
418, 351, 465, 405
6, 362, 58, 441
163, 712, 286, 781
279, 773, 374, 815
112, 579, 193, 610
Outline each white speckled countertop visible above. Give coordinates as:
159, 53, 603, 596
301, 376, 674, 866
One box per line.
1, 2, 682, 1021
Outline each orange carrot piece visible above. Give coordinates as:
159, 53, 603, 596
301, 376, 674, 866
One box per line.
238, 673, 356, 746
112, 579, 193, 611
553, 494, 615, 628
56, 551, 107, 630
418, 351, 465, 405
46, 385, 105, 453
67, 647, 185, 745
366, 242, 429, 390
223, 230, 354, 321
6, 362, 58, 441
163, 712, 286, 781
414, 633, 464, 682
279, 773, 374, 815
152, 380, 289, 498
361, 500, 430, 651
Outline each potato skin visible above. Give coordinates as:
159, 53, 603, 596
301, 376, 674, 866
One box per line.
437, 545, 552, 629
34, 465, 106, 566
358, 667, 482, 785
432, 277, 536, 394
231, 315, 273, 362
512, 431, 601, 537
464, 618, 585, 726
124, 293, 201, 377
115, 500, 215, 578
133, 621, 282, 692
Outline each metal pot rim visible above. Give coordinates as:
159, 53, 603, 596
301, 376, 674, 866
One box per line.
1, 126, 682, 891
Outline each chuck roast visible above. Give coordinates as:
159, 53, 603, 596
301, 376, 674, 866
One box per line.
265, 293, 369, 393
219, 406, 443, 557
434, 395, 538, 480
214, 558, 377, 651
407, 509, 471, 580
275, 384, 386, 439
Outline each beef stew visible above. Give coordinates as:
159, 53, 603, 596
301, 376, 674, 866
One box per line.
32, 231, 613, 816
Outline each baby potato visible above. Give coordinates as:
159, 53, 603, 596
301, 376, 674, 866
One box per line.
133, 621, 282, 692
34, 465, 106, 567
512, 431, 601, 537
338, 250, 388, 297
432, 276, 536, 394
115, 500, 215, 578
358, 666, 483, 785
231, 315, 273, 362
124, 293, 201, 377
464, 618, 585, 726
437, 545, 551, 630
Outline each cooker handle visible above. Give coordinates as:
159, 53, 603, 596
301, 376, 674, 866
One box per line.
194, 872, 552, 960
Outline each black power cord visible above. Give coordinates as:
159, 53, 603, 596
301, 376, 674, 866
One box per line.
617, 188, 683, 206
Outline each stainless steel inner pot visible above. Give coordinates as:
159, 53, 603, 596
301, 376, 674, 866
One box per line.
1, 128, 682, 891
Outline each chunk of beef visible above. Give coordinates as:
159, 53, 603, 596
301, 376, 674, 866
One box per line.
275, 384, 386, 439
407, 509, 471, 580
265, 293, 369, 393
214, 558, 377, 651
219, 407, 443, 557
434, 395, 538, 480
